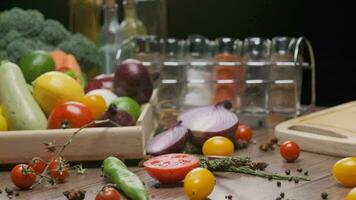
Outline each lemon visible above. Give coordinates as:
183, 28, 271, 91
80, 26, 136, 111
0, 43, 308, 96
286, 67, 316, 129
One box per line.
33, 71, 85, 116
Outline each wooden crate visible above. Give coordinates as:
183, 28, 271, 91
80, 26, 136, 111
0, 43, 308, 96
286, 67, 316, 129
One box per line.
0, 91, 158, 164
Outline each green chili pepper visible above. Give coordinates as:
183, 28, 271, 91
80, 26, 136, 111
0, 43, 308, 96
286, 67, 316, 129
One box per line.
102, 156, 149, 200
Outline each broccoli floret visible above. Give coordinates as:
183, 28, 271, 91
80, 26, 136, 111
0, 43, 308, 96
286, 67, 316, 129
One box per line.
0, 7, 44, 36
0, 50, 8, 61
39, 19, 70, 46
58, 34, 103, 68
0, 30, 22, 49
5, 38, 37, 62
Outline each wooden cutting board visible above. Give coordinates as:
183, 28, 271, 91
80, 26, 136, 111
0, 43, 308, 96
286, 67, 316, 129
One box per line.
275, 101, 356, 157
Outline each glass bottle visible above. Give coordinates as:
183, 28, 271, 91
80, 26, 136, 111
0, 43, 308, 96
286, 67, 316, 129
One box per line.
213, 38, 244, 110
98, 0, 126, 74
69, 0, 101, 42
121, 0, 147, 37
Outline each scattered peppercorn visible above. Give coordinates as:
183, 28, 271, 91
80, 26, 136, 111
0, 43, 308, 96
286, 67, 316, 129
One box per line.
288, 177, 293, 182
268, 176, 273, 181
297, 168, 303, 173
294, 179, 299, 184
304, 171, 309, 176
285, 169, 291, 175
280, 192, 285, 198
227, 194, 232, 199
276, 197, 282, 200
321, 192, 328, 199
0, 189, 2, 194
277, 181, 281, 187
14, 192, 19, 197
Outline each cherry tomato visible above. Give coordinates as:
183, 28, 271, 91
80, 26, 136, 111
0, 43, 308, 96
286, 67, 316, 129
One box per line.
95, 186, 121, 200
81, 95, 107, 119
28, 157, 46, 174
346, 187, 356, 200
202, 136, 234, 156
333, 157, 356, 187
143, 153, 200, 184
49, 157, 69, 182
10, 164, 36, 189
48, 101, 93, 129
184, 167, 215, 200
280, 141, 300, 162
235, 124, 253, 141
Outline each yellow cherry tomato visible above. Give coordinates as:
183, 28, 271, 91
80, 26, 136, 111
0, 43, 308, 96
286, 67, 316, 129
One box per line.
333, 157, 356, 187
202, 136, 234, 156
346, 188, 356, 200
81, 95, 107, 119
184, 168, 215, 200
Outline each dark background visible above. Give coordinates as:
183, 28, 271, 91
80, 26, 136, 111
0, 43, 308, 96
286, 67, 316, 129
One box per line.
1, 0, 355, 106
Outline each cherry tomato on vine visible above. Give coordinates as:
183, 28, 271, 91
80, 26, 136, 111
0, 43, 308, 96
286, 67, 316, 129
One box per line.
48, 101, 93, 129
11, 164, 36, 189
48, 157, 69, 182
202, 136, 234, 156
184, 167, 215, 200
95, 186, 121, 200
81, 95, 107, 119
280, 141, 300, 162
28, 157, 46, 174
333, 157, 356, 187
235, 124, 253, 141
143, 153, 200, 184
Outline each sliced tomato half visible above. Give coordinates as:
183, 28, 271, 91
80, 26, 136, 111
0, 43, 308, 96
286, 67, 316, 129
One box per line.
143, 153, 200, 184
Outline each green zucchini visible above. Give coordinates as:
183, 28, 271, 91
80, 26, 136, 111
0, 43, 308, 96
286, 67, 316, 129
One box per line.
102, 156, 149, 200
0, 61, 47, 130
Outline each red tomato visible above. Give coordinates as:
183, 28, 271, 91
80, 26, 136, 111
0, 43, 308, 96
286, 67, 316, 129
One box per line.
28, 157, 46, 174
95, 186, 121, 200
235, 124, 253, 141
11, 164, 36, 189
143, 153, 200, 184
48, 101, 93, 129
280, 141, 300, 162
49, 157, 69, 182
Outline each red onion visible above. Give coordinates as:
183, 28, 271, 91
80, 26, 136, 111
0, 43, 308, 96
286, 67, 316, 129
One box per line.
178, 101, 239, 146
85, 74, 114, 93
146, 121, 188, 156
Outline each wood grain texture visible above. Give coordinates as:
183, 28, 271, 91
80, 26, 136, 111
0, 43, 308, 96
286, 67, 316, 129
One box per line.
0, 113, 352, 200
275, 101, 356, 157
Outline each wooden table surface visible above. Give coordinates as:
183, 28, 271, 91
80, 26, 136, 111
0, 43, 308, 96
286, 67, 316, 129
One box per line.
0, 114, 352, 200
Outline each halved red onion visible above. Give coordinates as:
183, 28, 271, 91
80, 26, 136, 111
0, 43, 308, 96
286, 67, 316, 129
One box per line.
178, 101, 239, 146
146, 121, 189, 156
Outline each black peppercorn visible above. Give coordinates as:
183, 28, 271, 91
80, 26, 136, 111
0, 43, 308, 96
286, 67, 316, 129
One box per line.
276, 197, 282, 200
277, 181, 281, 187
321, 192, 328, 199
280, 192, 285, 198
285, 169, 291, 175
294, 179, 299, 184
297, 168, 303, 173
304, 171, 309, 176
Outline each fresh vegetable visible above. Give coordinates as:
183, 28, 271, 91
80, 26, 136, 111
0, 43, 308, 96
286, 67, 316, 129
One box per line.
0, 8, 102, 67
333, 157, 356, 187
146, 121, 188, 155
184, 167, 215, 200
100, 104, 135, 127
113, 59, 153, 104
235, 124, 253, 141
86, 89, 118, 106
50, 166, 69, 182
143, 153, 199, 184
64, 70, 87, 88
18, 50, 55, 83
178, 101, 239, 146
50, 50, 66, 69
0, 61, 47, 130
0, 111, 8, 131
199, 156, 310, 182
33, 71, 85, 115
48, 102, 93, 129
346, 187, 356, 200
85, 74, 114, 93
10, 164, 36, 189
110, 97, 141, 120
81, 95, 107, 119
95, 186, 121, 200
202, 136, 234, 156
102, 156, 149, 200
280, 141, 300, 162
28, 157, 46, 174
